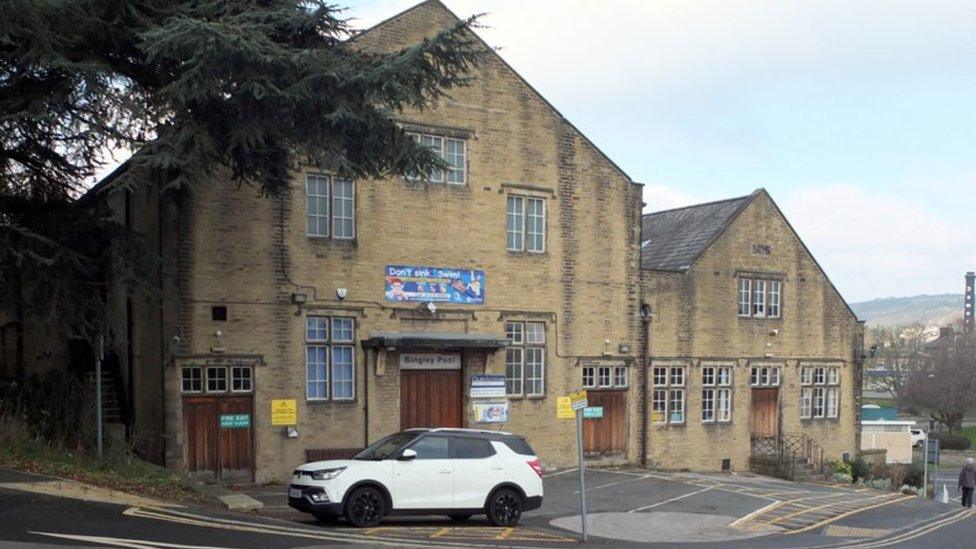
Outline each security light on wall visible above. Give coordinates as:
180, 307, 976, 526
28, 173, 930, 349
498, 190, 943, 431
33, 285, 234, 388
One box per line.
336, 288, 348, 301
426, 301, 437, 314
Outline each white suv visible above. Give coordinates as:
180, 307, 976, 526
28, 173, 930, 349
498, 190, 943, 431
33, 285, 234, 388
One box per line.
288, 428, 544, 527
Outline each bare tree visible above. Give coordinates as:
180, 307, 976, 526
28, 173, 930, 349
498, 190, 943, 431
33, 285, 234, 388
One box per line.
866, 324, 925, 399
899, 333, 976, 432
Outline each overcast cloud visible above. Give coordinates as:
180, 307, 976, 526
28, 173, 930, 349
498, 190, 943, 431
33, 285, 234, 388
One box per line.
346, 0, 976, 302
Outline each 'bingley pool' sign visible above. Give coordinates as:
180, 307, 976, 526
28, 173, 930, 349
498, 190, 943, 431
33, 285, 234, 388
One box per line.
385, 265, 485, 304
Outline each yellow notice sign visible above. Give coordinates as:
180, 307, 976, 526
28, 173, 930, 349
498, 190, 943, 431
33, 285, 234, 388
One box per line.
556, 397, 575, 419
271, 399, 297, 426
570, 390, 588, 410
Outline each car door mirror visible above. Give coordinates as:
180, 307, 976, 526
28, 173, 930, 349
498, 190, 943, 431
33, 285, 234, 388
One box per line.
398, 448, 417, 460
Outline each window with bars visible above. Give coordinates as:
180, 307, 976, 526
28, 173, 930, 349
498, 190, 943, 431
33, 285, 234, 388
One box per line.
406, 132, 467, 184
652, 364, 685, 424
506, 195, 546, 253
737, 276, 782, 318
581, 365, 628, 389
702, 366, 733, 423
505, 321, 545, 396
306, 174, 355, 239
306, 317, 355, 401
801, 366, 839, 419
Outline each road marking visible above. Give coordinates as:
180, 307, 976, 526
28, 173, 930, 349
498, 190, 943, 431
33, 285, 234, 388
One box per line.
769, 494, 880, 525
627, 486, 713, 513
495, 527, 515, 540
788, 494, 915, 535
123, 506, 573, 546
31, 531, 234, 549
430, 527, 453, 538
728, 500, 784, 528
574, 474, 652, 494
822, 525, 891, 538
836, 508, 976, 548
543, 468, 578, 477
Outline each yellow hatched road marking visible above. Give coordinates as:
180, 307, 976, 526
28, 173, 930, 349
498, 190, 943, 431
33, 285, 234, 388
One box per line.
429, 527, 453, 538
495, 528, 515, 540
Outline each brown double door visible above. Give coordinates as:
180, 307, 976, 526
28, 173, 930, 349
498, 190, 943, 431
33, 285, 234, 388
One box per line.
750, 388, 779, 437
583, 390, 628, 455
183, 395, 254, 481
400, 369, 462, 430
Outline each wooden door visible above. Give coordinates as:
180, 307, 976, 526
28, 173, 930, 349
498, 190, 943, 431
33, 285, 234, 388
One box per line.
583, 390, 627, 455
400, 369, 462, 430
183, 395, 254, 481
750, 388, 779, 437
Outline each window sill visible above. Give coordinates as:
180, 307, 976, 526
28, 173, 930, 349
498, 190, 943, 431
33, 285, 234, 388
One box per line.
306, 399, 359, 406
738, 316, 783, 321
307, 236, 358, 247
506, 250, 548, 257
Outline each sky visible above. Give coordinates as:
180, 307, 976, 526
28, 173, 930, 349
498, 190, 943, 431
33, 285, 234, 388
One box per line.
335, 0, 976, 303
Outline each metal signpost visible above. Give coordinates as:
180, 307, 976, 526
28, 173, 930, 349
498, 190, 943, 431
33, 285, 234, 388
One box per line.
95, 334, 104, 458
570, 390, 589, 541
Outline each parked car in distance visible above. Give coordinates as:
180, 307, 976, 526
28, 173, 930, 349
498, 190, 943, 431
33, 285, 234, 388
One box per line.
911, 428, 927, 447
288, 428, 544, 527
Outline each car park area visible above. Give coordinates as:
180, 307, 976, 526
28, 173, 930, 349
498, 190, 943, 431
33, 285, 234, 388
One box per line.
242, 466, 972, 547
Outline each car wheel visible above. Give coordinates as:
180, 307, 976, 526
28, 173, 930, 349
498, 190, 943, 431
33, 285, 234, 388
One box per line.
448, 514, 472, 522
344, 487, 386, 527
486, 488, 523, 526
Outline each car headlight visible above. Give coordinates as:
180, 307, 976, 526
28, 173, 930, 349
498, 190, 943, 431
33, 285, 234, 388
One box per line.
310, 467, 346, 481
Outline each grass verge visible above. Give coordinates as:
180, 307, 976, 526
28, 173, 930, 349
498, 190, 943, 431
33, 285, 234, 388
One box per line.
0, 420, 206, 504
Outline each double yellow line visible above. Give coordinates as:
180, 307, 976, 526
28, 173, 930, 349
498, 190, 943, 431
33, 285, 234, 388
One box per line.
835, 508, 976, 548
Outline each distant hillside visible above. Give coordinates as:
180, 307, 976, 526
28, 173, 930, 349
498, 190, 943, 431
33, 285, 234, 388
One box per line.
851, 294, 964, 327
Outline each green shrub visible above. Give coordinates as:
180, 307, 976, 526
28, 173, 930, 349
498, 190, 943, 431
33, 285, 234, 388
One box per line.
851, 458, 870, 482
868, 461, 890, 481
827, 460, 852, 476
931, 433, 972, 450
866, 478, 892, 491
904, 463, 925, 488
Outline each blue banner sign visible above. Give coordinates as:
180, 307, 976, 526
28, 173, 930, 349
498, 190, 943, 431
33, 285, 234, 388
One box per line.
385, 265, 485, 304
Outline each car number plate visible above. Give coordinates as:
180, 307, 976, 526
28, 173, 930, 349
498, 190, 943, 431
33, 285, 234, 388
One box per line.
289, 488, 302, 498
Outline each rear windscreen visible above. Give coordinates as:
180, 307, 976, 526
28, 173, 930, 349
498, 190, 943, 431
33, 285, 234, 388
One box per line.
500, 436, 535, 456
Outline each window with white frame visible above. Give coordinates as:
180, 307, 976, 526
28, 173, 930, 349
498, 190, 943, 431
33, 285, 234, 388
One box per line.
406, 132, 466, 184
506, 195, 546, 253
582, 364, 628, 389
801, 366, 839, 419
750, 365, 781, 387
505, 321, 545, 396
305, 316, 355, 401
737, 276, 783, 319
702, 366, 733, 422
306, 174, 355, 239
651, 364, 685, 424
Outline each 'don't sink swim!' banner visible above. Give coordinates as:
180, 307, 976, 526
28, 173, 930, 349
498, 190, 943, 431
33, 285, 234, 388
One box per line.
384, 265, 485, 304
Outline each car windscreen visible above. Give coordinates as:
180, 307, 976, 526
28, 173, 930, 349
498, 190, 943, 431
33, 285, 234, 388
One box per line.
354, 432, 421, 460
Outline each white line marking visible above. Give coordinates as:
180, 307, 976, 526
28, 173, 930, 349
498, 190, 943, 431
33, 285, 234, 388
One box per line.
573, 475, 652, 494
627, 486, 713, 513
31, 531, 234, 549
728, 500, 783, 528
542, 468, 578, 477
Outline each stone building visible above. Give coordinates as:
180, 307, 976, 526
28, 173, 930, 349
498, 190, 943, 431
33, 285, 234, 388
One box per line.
87, 0, 644, 482
640, 189, 864, 473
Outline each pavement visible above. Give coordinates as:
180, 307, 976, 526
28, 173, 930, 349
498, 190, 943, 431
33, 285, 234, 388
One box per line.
3, 466, 976, 548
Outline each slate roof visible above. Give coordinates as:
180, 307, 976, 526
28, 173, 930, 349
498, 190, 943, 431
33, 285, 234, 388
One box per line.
640, 191, 757, 271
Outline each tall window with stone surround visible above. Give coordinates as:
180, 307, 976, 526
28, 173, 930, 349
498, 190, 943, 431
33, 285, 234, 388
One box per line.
507, 195, 546, 253
305, 316, 355, 401
505, 321, 545, 397
801, 366, 839, 419
406, 132, 467, 184
702, 366, 732, 423
652, 364, 685, 424
306, 174, 355, 239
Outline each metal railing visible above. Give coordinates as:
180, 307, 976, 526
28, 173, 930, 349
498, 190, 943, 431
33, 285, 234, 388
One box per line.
751, 432, 826, 480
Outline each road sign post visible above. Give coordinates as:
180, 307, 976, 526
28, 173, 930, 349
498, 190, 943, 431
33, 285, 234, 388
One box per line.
570, 390, 588, 541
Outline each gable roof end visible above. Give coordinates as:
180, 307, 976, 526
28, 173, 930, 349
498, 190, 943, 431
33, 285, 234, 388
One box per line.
640, 191, 757, 271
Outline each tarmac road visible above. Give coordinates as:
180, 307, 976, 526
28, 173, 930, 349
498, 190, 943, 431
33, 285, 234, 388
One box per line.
3, 467, 976, 548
